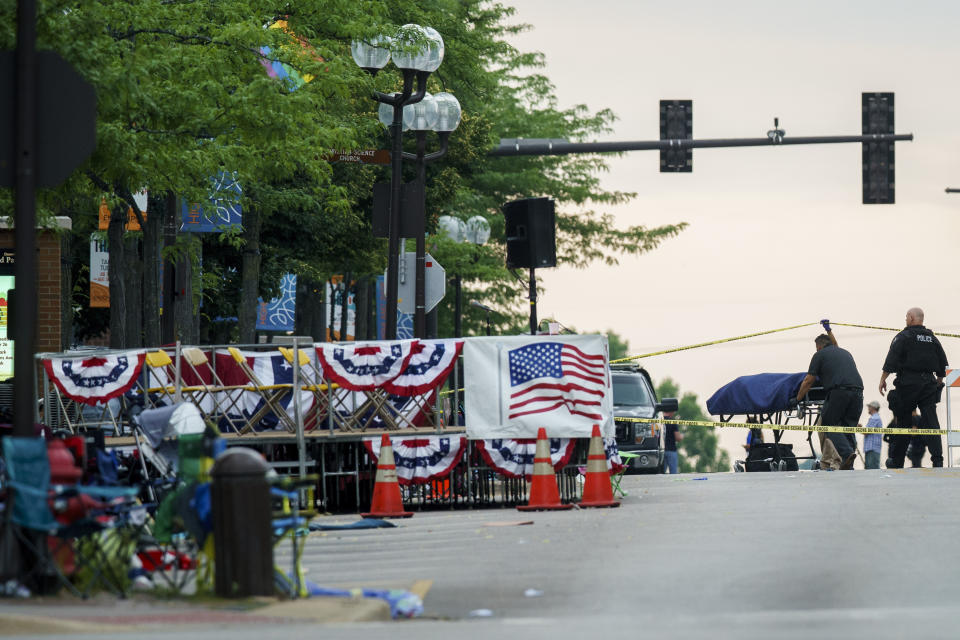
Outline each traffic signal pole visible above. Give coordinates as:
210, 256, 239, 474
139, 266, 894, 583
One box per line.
490, 98, 912, 334
493, 95, 909, 205
490, 133, 913, 157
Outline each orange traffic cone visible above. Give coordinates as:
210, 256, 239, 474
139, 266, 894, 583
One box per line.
579, 424, 620, 508
518, 428, 574, 512
361, 434, 413, 519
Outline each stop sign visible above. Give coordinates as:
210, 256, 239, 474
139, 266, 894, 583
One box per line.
0, 51, 97, 187
391, 252, 446, 315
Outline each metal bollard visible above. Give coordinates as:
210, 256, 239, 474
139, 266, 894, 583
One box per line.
211, 448, 273, 597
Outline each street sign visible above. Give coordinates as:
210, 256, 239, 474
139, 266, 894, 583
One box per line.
0, 50, 97, 187
371, 180, 424, 238
326, 149, 391, 165
392, 252, 445, 314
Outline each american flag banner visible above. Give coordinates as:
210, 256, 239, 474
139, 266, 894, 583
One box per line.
464, 334, 613, 439
507, 342, 606, 420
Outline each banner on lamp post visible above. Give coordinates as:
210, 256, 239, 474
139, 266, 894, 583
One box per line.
90, 234, 109, 308
325, 276, 356, 341
256, 274, 297, 331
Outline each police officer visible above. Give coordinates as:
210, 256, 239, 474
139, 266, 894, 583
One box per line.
879, 307, 948, 468
796, 321, 863, 470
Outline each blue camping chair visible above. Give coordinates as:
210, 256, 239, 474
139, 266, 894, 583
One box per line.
1, 436, 140, 597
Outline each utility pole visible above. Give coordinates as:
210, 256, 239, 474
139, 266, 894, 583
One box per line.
13, 0, 37, 436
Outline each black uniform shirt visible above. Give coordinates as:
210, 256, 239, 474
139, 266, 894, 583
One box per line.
882, 325, 948, 377
808, 345, 863, 391
665, 423, 679, 452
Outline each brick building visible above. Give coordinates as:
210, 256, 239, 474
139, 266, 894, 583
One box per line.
0, 216, 70, 357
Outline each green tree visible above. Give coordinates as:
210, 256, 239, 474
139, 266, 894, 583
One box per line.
605, 330, 630, 361
657, 378, 730, 473
1, 1, 687, 346
368, 1, 688, 336
1, 1, 383, 345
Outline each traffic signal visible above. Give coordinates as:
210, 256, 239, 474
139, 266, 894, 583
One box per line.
862, 92, 895, 204
660, 100, 692, 172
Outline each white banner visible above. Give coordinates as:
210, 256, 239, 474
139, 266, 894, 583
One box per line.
464, 334, 613, 439
90, 234, 109, 308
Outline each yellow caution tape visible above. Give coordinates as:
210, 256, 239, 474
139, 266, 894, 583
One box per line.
832, 322, 960, 339
619, 416, 944, 436
610, 320, 960, 365
610, 322, 817, 363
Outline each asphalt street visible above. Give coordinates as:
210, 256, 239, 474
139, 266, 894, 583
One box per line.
299, 467, 960, 638
5, 468, 960, 639
296, 469, 960, 638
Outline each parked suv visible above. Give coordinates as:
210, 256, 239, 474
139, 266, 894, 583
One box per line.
611, 363, 678, 473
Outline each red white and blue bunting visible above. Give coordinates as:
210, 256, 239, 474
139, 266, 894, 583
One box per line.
363, 436, 467, 485
317, 341, 417, 391
475, 438, 576, 480
604, 437, 625, 475
382, 339, 464, 396
43, 351, 146, 405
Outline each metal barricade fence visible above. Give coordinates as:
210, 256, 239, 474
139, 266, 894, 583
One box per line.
37, 341, 453, 438
37, 345, 591, 513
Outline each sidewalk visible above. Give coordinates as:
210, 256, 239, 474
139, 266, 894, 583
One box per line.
0, 587, 405, 636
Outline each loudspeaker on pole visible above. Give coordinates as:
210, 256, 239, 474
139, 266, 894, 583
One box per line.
503, 197, 556, 270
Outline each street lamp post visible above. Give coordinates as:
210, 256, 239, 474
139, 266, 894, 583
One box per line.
437, 215, 489, 338
352, 25, 444, 339
401, 92, 462, 338
437, 215, 489, 428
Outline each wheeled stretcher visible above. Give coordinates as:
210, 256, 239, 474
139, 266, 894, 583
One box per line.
706, 372, 825, 472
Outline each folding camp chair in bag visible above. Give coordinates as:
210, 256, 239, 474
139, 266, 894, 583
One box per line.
1, 437, 141, 597
133, 404, 223, 594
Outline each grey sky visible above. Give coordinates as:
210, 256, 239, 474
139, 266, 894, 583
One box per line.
505, 0, 960, 464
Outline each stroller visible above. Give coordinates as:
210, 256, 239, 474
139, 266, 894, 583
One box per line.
706, 372, 825, 472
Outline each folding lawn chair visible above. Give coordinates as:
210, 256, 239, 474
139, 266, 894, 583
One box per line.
611, 452, 637, 498
226, 347, 313, 433
145, 347, 251, 435
271, 475, 318, 598
277, 345, 328, 431
578, 450, 634, 499
1, 437, 142, 598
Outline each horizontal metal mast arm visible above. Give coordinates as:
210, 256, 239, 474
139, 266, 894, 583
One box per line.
490, 133, 914, 157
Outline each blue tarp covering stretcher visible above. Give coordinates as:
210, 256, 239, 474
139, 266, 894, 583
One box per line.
706, 372, 808, 416
706, 372, 825, 472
